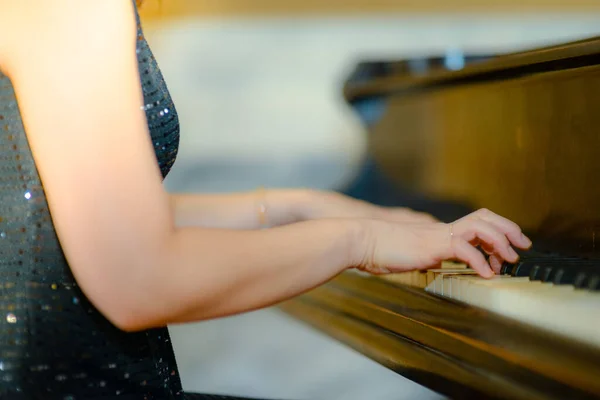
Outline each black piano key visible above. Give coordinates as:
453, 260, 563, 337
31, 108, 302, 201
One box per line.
558, 265, 600, 289
587, 275, 600, 291
501, 253, 600, 290
552, 267, 586, 286
549, 267, 576, 285
500, 263, 513, 275
575, 273, 600, 291
550, 268, 565, 284
573, 272, 588, 289
510, 261, 539, 278
529, 264, 543, 281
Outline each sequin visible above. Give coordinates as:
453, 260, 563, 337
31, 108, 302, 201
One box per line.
23, 191, 31, 200
6, 313, 16, 324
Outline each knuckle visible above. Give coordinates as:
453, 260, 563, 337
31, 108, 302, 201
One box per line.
471, 219, 486, 231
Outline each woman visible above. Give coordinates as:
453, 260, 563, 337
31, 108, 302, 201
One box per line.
0, 0, 531, 398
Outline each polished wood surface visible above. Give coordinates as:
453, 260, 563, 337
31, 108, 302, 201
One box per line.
138, 0, 600, 19
281, 272, 600, 399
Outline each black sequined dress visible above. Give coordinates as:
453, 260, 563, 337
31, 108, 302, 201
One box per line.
0, 4, 265, 400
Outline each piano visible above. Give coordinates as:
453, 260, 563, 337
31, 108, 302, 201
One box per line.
279, 36, 600, 399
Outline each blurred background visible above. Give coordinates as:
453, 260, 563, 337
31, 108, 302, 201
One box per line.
138, 2, 600, 399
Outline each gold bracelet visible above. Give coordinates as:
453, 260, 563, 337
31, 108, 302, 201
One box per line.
256, 186, 268, 229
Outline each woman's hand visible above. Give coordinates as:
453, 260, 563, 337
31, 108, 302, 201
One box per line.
301, 190, 437, 225
351, 208, 532, 278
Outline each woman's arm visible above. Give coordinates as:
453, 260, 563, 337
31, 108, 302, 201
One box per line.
170, 189, 436, 230
169, 189, 310, 229
0, 0, 358, 331
1, 0, 529, 333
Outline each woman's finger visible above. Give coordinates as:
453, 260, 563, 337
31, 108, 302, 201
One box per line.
488, 254, 503, 274
458, 219, 519, 264
473, 208, 532, 249
452, 238, 494, 278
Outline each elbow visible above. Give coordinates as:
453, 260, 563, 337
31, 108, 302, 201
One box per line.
91, 260, 193, 332
111, 314, 157, 333
72, 258, 174, 333
104, 289, 209, 333
68, 230, 210, 332
93, 292, 164, 333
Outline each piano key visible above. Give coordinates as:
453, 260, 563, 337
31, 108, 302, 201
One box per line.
426, 269, 478, 294
499, 288, 600, 347
383, 252, 600, 347
587, 274, 600, 290
452, 275, 533, 303
502, 256, 600, 289
440, 260, 469, 269
424, 272, 600, 348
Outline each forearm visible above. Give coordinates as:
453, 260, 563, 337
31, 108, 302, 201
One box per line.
169, 189, 312, 230
124, 219, 360, 330
169, 188, 388, 231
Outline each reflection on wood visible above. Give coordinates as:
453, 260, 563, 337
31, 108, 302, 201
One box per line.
280, 272, 600, 399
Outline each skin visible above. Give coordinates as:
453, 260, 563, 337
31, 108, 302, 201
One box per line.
0, 0, 531, 332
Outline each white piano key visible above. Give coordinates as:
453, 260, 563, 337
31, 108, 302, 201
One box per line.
429, 273, 600, 348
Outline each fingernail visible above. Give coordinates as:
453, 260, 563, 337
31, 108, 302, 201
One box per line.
521, 233, 532, 246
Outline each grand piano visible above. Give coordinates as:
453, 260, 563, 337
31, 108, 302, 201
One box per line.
279, 36, 600, 399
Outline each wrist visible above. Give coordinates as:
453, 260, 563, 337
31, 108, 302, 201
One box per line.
276, 188, 322, 223
340, 218, 371, 270
299, 218, 365, 274
293, 189, 353, 221
262, 188, 315, 226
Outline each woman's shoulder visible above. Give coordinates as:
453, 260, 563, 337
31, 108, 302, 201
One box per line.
0, 0, 137, 77
0, 0, 17, 70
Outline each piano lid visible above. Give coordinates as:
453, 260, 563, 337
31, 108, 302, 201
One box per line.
344, 36, 600, 102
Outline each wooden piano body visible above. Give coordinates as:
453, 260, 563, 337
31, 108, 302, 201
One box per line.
280, 37, 600, 399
